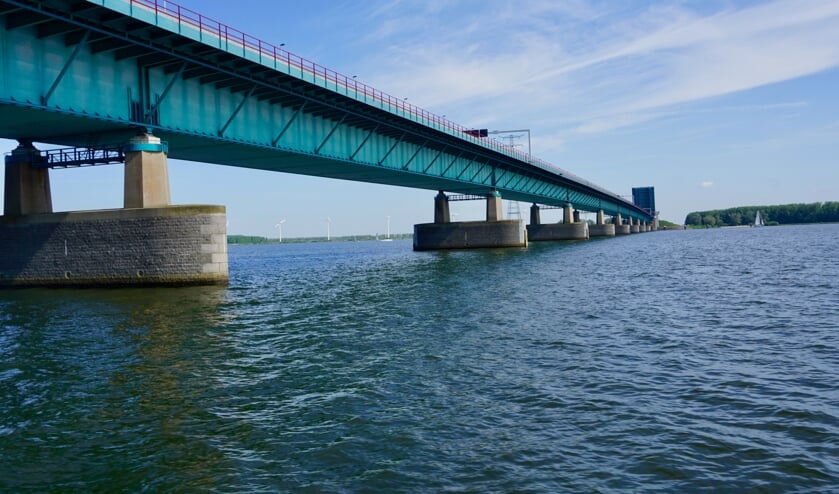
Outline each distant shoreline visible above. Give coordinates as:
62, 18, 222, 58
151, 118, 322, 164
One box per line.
228, 233, 412, 245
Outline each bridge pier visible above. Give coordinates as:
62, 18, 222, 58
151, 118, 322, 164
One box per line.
526, 203, 589, 241
123, 133, 171, 208
589, 209, 615, 237
615, 214, 631, 235
414, 191, 526, 250
1, 134, 228, 287
630, 217, 641, 233
3, 142, 53, 217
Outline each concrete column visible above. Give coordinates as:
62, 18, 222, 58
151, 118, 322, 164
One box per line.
486, 190, 503, 222
563, 203, 573, 224
530, 203, 541, 225
434, 191, 450, 224
123, 133, 171, 209
4, 141, 52, 217
615, 214, 623, 225
596, 210, 604, 225
573, 209, 581, 223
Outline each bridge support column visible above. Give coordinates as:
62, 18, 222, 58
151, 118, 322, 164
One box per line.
414, 191, 526, 250
615, 214, 631, 235
527, 202, 588, 241
3, 141, 53, 217
590, 209, 615, 237
563, 203, 573, 224
486, 190, 503, 221
630, 217, 640, 233
530, 203, 541, 225
434, 191, 450, 224
123, 133, 171, 208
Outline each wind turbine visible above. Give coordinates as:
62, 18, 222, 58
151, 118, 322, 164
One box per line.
274, 219, 286, 242
381, 215, 393, 241
326, 217, 332, 241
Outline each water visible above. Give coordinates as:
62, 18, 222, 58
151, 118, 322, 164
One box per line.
1, 224, 838, 492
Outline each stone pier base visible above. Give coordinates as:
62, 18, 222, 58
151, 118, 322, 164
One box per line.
615, 225, 632, 235
0, 205, 227, 287
526, 222, 589, 241
413, 220, 526, 251
589, 224, 616, 237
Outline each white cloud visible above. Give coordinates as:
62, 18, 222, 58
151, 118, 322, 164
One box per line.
356, 0, 839, 135
700, 181, 714, 188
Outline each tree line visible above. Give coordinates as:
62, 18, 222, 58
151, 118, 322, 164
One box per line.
684, 202, 839, 227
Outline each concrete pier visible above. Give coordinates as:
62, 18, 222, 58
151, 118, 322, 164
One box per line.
123, 133, 171, 208
2, 135, 229, 287
526, 203, 589, 241
527, 221, 589, 241
614, 214, 631, 235
0, 206, 228, 287
589, 209, 615, 237
414, 191, 527, 250
4, 142, 52, 217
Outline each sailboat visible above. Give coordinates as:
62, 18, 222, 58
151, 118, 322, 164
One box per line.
753, 211, 765, 227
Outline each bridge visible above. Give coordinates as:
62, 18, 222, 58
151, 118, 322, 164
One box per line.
0, 0, 656, 286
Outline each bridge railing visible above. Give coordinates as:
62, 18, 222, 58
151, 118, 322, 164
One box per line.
120, 0, 637, 212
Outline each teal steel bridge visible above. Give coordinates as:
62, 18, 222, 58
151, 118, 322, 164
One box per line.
0, 0, 653, 222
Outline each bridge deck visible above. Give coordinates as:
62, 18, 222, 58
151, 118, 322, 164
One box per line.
0, 0, 653, 221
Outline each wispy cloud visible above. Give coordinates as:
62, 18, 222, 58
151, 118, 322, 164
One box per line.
700, 181, 714, 188
354, 0, 839, 135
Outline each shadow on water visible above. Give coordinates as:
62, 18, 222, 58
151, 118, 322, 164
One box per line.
0, 285, 242, 492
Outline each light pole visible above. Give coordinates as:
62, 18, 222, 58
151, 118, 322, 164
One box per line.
274, 219, 286, 242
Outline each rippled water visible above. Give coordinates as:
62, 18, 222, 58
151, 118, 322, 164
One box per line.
1, 224, 838, 492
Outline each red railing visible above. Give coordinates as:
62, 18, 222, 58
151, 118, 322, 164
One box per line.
124, 0, 632, 205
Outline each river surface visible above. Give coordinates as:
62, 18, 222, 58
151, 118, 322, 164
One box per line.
1, 224, 838, 492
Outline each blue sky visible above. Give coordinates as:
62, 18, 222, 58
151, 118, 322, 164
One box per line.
3, 0, 838, 237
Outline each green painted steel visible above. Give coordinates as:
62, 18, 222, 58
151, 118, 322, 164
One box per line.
0, 0, 653, 221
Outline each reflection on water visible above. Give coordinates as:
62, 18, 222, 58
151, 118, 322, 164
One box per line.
1, 226, 838, 492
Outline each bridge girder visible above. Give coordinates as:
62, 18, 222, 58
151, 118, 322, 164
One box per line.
0, 0, 652, 221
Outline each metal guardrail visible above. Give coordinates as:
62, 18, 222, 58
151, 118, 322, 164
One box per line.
122, 0, 641, 211
447, 194, 488, 202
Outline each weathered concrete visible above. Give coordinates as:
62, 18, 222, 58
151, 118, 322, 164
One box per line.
589, 224, 616, 237
530, 203, 541, 225
615, 224, 631, 235
0, 205, 227, 287
527, 221, 589, 241
563, 204, 573, 224
124, 134, 171, 208
4, 142, 52, 217
486, 191, 503, 221
414, 220, 526, 250
434, 191, 451, 223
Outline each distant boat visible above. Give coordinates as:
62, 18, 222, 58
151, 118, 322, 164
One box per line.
753, 211, 765, 227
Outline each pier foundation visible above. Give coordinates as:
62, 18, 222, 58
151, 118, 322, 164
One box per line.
0, 206, 228, 287
589, 209, 615, 237
414, 191, 527, 250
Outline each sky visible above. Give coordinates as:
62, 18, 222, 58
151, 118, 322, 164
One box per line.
2, 0, 838, 237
